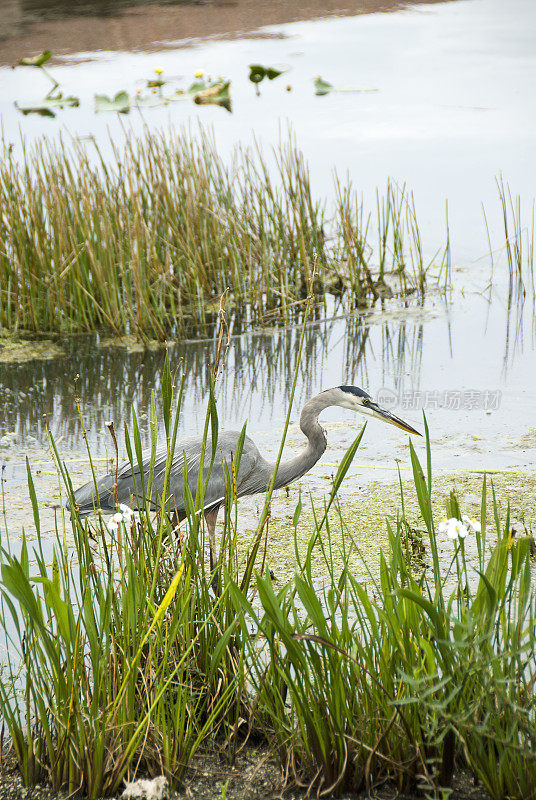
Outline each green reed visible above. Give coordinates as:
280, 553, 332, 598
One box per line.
484, 176, 535, 289
0, 130, 450, 339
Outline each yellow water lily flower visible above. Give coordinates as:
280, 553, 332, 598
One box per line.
195, 70, 204, 78
155, 67, 163, 75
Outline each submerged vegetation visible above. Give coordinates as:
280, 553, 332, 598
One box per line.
0, 355, 535, 799
0, 130, 450, 340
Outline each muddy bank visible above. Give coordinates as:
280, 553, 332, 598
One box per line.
0, 0, 455, 65
0, 747, 490, 800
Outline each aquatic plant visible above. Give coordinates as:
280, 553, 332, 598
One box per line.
13, 50, 80, 118
94, 91, 131, 113
314, 76, 378, 95
0, 129, 449, 339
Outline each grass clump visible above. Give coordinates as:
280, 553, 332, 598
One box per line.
0, 130, 450, 340
231, 427, 536, 798
0, 359, 259, 795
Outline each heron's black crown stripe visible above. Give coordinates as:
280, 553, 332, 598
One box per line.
338, 385, 370, 399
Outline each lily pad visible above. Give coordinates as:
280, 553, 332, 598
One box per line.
15, 92, 80, 117
18, 50, 53, 68
193, 81, 231, 112
147, 78, 165, 88
249, 64, 285, 84
186, 78, 208, 95
94, 91, 130, 114
314, 77, 334, 96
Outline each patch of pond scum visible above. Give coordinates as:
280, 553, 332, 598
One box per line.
97, 335, 167, 352
255, 470, 536, 585
0, 333, 64, 364
0, 446, 111, 543
511, 428, 536, 450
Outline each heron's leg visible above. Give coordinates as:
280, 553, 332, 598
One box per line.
170, 508, 186, 533
167, 509, 186, 562
204, 506, 220, 577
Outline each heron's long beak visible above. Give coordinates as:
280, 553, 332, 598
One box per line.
369, 402, 421, 436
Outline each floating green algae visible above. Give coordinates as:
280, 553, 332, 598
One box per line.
245, 470, 536, 583
0, 332, 63, 363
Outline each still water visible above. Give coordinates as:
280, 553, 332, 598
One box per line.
0, 0, 535, 541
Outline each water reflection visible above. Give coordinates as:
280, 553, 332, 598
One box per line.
21, 0, 196, 18
2, 274, 535, 473
0, 313, 424, 453
484, 264, 536, 377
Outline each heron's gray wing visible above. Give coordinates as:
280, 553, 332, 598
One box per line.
69, 431, 271, 517
70, 437, 201, 514
69, 446, 169, 516
165, 432, 271, 511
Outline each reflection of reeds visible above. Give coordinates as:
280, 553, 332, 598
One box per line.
0, 130, 450, 339
485, 178, 536, 372
0, 313, 424, 451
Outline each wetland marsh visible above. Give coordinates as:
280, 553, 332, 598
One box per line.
0, 0, 535, 797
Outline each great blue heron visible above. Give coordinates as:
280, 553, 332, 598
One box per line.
69, 385, 419, 568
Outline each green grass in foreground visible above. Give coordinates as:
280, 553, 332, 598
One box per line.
0, 360, 535, 798
0, 130, 450, 339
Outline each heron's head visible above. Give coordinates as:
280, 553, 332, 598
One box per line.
331, 385, 421, 436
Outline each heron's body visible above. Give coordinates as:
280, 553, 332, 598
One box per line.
73, 431, 283, 517
71, 393, 331, 518
69, 386, 419, 567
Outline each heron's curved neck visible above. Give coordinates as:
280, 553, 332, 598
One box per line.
272, 393, 331, 490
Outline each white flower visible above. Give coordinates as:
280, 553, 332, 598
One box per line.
456, 521, 469, 539
106, 506, 136, 533
119, 504, 134, 519
439, 517, 469, 541
462, 514, 481, 533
